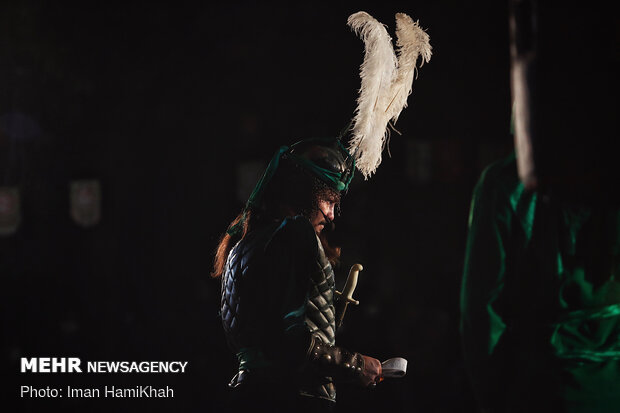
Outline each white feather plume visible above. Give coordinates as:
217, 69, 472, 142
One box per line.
347, 11, 431, 179
347, 11, 398, 179
387, 13, 432, 123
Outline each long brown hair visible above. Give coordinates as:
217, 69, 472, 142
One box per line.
211, 159, 342, 278
211, 210, 251, 278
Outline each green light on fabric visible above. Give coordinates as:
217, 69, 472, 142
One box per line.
227, 139, 355, 237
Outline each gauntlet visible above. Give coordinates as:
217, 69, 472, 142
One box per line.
306, 335, 365, 382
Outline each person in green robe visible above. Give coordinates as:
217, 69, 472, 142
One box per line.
461, 151, 620, 413
460, 2, 618, 411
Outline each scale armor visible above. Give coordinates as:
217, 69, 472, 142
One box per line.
220, 217, 365, 402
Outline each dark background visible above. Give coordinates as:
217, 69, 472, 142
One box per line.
2, 1, 514, 412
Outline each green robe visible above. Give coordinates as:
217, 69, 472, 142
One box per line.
460, 153, 620, 413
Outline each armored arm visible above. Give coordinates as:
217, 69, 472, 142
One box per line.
267, 217, 382, 387
306, 335, 381, 387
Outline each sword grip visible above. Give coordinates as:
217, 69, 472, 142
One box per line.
335, 263, 363, 329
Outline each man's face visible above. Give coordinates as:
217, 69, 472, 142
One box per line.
311, 199, 336, 235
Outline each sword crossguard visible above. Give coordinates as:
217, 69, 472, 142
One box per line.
346, 297, 360, 305
335, 291, 360, 306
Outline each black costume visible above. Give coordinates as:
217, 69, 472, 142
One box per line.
221, 215, 365, 409
216, 10, 432, 410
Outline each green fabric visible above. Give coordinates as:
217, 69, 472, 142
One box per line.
227, 146, 288, 236
227, 139, 355, 237
460, 153, 620, 412
247, 146, 290, 209
236, 347, 272, 370
286, 153, 349, 191
288, 137, 355, 191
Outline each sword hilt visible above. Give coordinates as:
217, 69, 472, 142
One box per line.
335, 264, 363, 329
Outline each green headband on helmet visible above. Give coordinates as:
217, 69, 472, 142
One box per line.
287, 137, 355, 192
226, 138, 355, 237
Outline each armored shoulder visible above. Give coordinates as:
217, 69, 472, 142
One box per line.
265, 215, 319, 262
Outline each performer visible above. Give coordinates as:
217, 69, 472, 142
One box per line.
212, 11, 431, 412
460, 2, 619, 412
214, 138, 381, 412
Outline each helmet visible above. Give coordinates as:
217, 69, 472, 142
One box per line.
227, 138, 354, 236
287, 138, 355, 192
